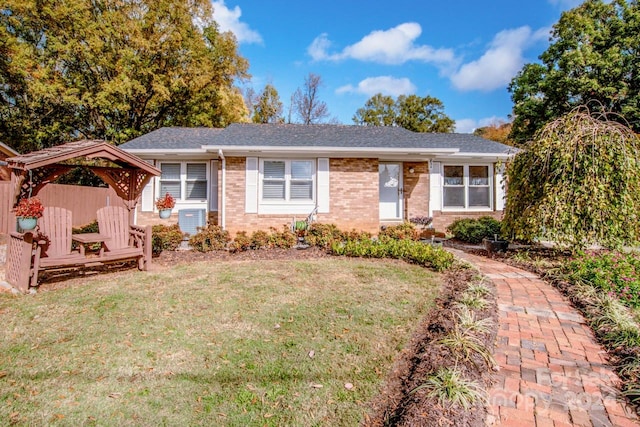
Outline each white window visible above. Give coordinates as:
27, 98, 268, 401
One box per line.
260, 159, 315, 203
159, 162, 208, 202
443, 165, 492, 210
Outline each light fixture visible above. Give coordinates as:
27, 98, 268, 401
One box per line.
409, 167, 415, 174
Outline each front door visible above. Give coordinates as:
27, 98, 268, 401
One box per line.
379, 162, 403, 220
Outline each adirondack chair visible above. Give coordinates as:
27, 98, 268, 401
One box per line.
96, 206, 152, 271
6, 207, 86, 291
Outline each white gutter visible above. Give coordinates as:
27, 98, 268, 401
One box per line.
202, 145, 460, 155
218, 149, 226, 230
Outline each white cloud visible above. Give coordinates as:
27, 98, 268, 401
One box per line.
308, 23, 455, 66
212, 1, 262, 44
336, 76, 416, 97
450, 26, 549, 92
455, 116, 509, 133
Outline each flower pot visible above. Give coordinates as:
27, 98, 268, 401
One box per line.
483, 237, 509, 253
159, 209, 172, 219
18, 217, 37, 231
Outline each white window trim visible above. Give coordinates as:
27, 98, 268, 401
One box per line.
441, 164, 493, 212
157, 161, 209, 211
258, 159, 316, 214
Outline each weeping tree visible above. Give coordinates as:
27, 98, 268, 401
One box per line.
502, 107, 640, 250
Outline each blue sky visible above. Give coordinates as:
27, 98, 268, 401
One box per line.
212, 0, 584, 133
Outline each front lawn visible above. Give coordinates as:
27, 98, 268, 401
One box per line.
0, 257, 441, 426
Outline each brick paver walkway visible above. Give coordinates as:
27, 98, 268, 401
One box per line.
450, 249, 639, 427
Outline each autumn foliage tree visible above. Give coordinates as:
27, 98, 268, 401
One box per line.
474, 121, 514, 145
502, 107, 640, 250
0, 0, 250, 152
251, 84, 284, 124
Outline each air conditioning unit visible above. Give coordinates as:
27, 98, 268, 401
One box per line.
178, 209, 207, 236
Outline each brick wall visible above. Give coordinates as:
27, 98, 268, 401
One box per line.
319, 158, 379, 233
431, 210, 503, 232
403, 162, 429, 221
222, 157, 381, 236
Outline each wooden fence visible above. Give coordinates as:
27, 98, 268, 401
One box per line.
0, 181, 11, 234
0, 183, 126, 234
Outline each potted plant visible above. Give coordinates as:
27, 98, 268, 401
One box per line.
14, 197, 45, 231
155, 192, 175, 219
483, 234, 509, 252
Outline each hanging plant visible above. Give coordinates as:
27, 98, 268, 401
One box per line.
155, 193, 175, 210
14, 197, 45, 219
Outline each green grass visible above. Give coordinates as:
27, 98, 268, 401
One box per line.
0, 257, 441, 426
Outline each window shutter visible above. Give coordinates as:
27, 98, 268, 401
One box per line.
429, 161, 441, 216
245, 157, 258, 213
495, 163, 505, 211
209, 160, 218, 212
317, 158, 329, 213
141, 160, 155, 212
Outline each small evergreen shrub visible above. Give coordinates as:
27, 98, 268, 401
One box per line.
152, 224, 185, 255
305, 223, 344, 248
447, 217, 502, 244
267, 226, 297, 249
331, 237, 454, 272
230, 231, 251, 252
250, 230, 270, 249
379, 222, 419, 241
188, 224, 230, 252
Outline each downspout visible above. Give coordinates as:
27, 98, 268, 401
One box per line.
218, 149, 226, 230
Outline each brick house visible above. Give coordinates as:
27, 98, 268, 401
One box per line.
119, 124, 514, 235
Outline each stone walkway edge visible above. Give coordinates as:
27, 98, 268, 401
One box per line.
448, 249, 639, 427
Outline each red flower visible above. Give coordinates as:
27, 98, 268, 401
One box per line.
155, 193, 175, 210
14, 197, 45, 219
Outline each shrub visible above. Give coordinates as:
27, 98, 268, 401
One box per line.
343, 229, 373, 242
267, 226, 297, 249
331, 237, 454, 272
447, 217, 502, 244
250, 230, 270, 249
564, 251, 640, 309
72, 220, 99, 234
379, 222, 419, 241
152, 224, 185, 255
230, 231, 251, 252
305, 223, 344, 248
188, 224, 230, 252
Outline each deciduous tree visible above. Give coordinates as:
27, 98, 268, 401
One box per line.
509, 0, 640, 144
502, 107, 640, 250
251, 84, 283, 124
353, 94, 455, 133
0, 0, 250, 153
474, 121, 514, 145
292, 73, 330, 125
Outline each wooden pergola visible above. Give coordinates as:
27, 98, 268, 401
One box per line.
7, 139, 160, 213
4, 140, 161, 293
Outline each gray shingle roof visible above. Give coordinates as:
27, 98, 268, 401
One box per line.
120, 127, 224, 150
120, 123, 513, 154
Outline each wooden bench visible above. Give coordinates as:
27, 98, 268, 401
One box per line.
96, 206, 151, 271
5, 206, 152, 292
